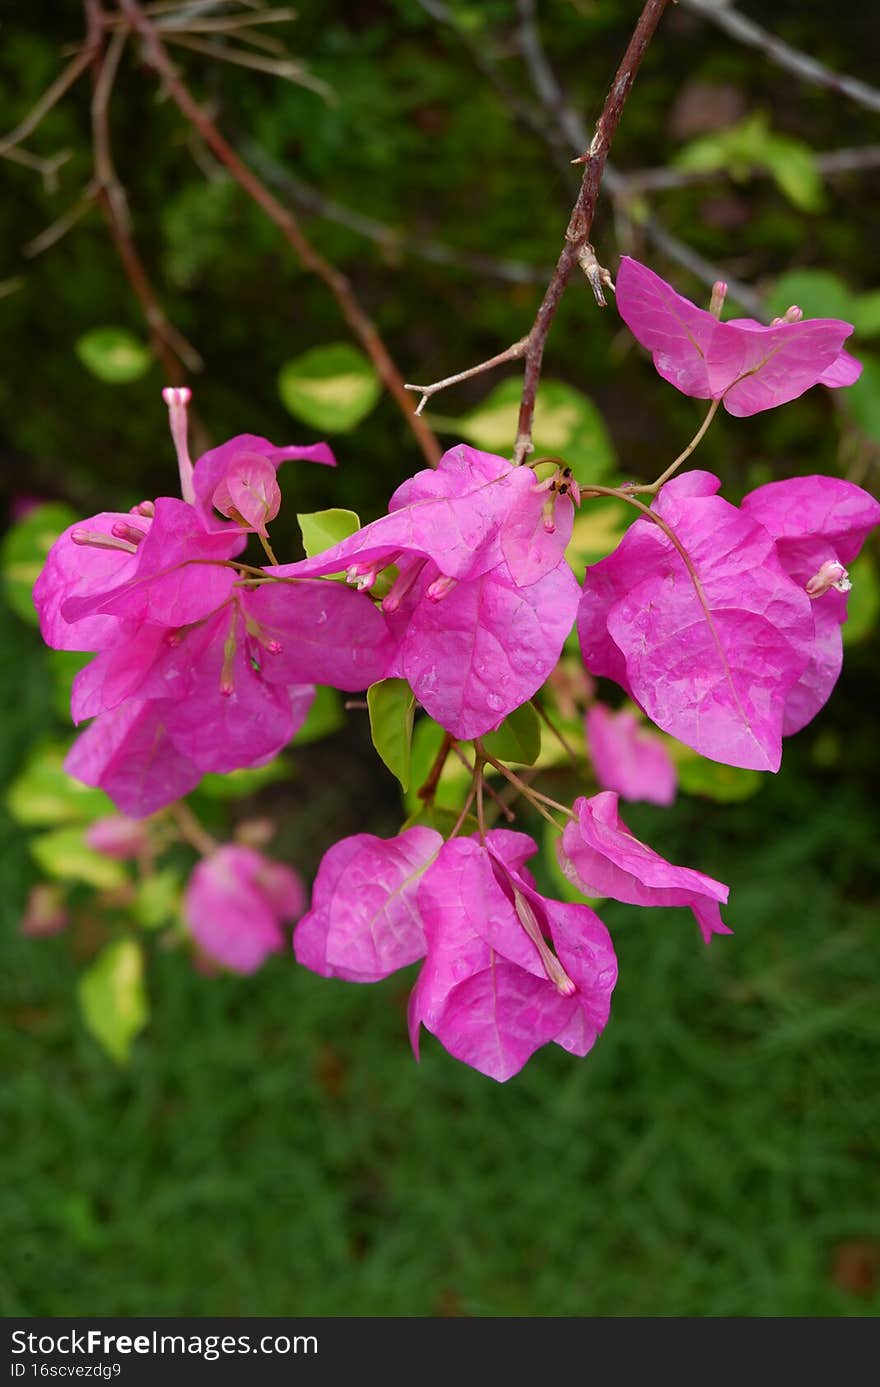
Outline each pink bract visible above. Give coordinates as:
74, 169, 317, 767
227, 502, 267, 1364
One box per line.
741, 475, 880, 733
586, 703, 677, 806
410, 832, 617, 1081
578, 471, 814, 771
616, 256, 860, 416
185, 845, 306, 974
558, 791, 730, 945
293, 828, 442, 981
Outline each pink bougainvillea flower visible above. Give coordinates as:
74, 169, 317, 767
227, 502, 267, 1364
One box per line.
184, 844, 305, 974
741, 475, 880, 733
189, 432, 335, 534
409, 831, 617, 1080
616, 256, 860, 416
578, 471, 815, 771
586, 703, 677, 806
293, 826, 443, 980
274, 444, 580, 739
558, 791, 730, 945
64, 700, 204, 817
85, 815, 151, 860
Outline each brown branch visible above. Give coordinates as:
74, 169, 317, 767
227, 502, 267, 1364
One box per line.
0, 46, 94, 157
682, 0, 880, 114
86, 1, 204, 385
515, 0, 767, 320
116, 0, 442, 469
512, 0, 671, 463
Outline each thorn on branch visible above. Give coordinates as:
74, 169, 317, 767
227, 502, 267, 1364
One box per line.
576, 243, 614, 307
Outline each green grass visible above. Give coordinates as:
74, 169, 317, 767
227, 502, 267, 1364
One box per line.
1, 604, 879, 1317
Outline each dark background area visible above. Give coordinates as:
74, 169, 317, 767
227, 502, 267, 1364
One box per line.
1, 0, 878, 1316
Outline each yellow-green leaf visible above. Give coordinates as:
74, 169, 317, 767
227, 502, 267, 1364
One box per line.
75, 327, 152, 384
8, 743, 113, 827
1, 501, 77, 626
278, 343, 381, 432
481, 702, 541, 766
297, 507, 361, 558
30, 825, 128, 890
78, 939, 148, 1064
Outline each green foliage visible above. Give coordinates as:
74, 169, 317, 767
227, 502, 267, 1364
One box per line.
297, 507, 361, 557
367, 678, 416, 790
842, 554, 879, 646
75, 328, 152, 385
29, 825, 127, 891
670, 743, 765, 803
134, 870, 183, 933
842, 352, 880, 442
441, 377, 616, 480
7, 743, 113, 827
77, 939, 149, 1065
481, 702, 542, 766
1, 502, 77, 626
278, 344, 381, 432
677, 112, 825, 213
767, 269, 880, 337
291, 685, 345, 745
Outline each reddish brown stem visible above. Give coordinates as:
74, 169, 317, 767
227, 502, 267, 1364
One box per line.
116, 0, 442, 469
513, 0, 670, 463
86, 0, 204, 408
417, 732, 456, 803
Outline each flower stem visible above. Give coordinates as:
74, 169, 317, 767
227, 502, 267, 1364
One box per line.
623, 397, 720, 495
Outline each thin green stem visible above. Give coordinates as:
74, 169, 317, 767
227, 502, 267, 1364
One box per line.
622, 397, 720, 496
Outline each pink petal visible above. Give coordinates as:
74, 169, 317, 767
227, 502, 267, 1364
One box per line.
33, 512, 150, 652
70, 623, 169, 722
558, 791, 730, 944
401, 559, 580, 740
61, 498, 241, 628
294, 835, 374, 980
64, 700, 202, 817
586, 703, 677, 805
741, 475, 880, 565
818, 348, 862, 388
212, 453, 281, 536
500, 484, 575, 586
192, 433, 335, 531
243, 580, 396, 691
184, 846, 287, 974
431, 963, 575, 1082
579, 473, 814, 771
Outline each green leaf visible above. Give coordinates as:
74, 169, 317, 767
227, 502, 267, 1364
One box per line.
75, 327, 152, 384
843, 352, 880, 441
566, 500, 628, 567
842, 553, 879, 646
852, 290, 880, 339
8, 743, 113, 827
669, 743, 764, 803
445, 377, 615, 480
50, 650, 92, 721
368, 678, 416, 790
278, 343, 381, 432
481, 702, 541, 766
766, 269, 854, 325
404, 718, 471, 813
677, 112, 824, 212
291, 685, 345, 745
1, 501, 77, 626
197, 757, 289, 799
78, 939, 148, 1064
30, 826, 128, 890
134, 870, 182, 931
297, 507, 361, 557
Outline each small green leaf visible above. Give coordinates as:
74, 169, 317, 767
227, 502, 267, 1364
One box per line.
278, 343, 381, 432
30, 825, 128, 890
292, 685, 345, 745
297, 507, 361, 558
78, 938, 148, 1063
669, 743, 764, 803
8, 743, 113, 827
842, 553, 879, 646
843, 352, 880, 441
134, 870, 182, 931
766, 269, 854, 325
445, 377, 615, 480
677, 112, 824, 212
1, 501, 77, 626
197, 757, 289, 799
368, 679, 416, 790
852, 290, 880, 339
481, 703, 542, 766
75, 327, 152, 384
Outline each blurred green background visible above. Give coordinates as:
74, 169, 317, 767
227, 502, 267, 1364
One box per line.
1, 0, 879, 1317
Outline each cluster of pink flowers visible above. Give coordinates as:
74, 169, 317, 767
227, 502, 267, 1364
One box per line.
32, 259, 879, 1079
